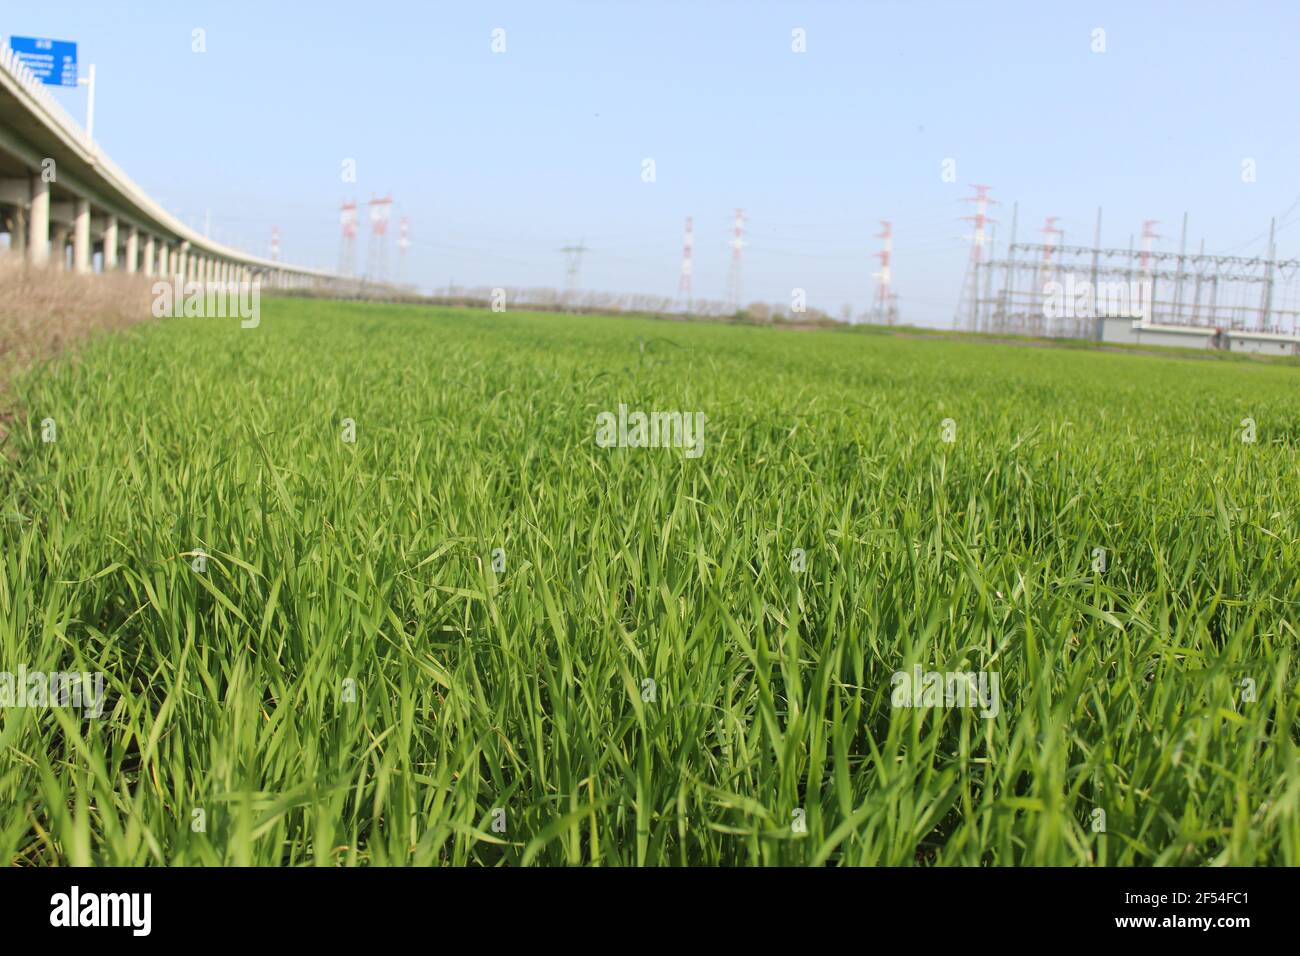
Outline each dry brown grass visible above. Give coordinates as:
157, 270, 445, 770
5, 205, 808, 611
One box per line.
0, 252, 154, 384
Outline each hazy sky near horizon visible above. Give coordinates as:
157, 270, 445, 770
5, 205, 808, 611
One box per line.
7, 1, 1300, 325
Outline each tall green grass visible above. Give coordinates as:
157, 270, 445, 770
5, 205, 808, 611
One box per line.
1, 299, 1297, 865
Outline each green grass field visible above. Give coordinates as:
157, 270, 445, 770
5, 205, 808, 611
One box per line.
2, 298, 1297, 865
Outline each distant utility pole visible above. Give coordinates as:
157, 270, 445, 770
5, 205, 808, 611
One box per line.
338, 201, 358, 277
397, 216, 411, 283
367, 195, 393, 281
678, 216, 694, 311
1173, 212, 1188, 324
1261, 216, 1276, 329
1139, 219, 1160, 320
561, 239, 587, 303
1090, 207, 1102, 309
727, 208, 745, 312
956, 185, 997, 328
873, 220, 894, 324
270, 225, 281, 262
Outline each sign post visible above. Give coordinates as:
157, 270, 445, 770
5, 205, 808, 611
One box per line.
80, 63, 95, 142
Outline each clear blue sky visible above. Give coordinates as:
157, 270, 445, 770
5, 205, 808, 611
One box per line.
7, 1, 1299, 325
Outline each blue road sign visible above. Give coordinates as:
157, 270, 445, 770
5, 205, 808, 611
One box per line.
7, 36, 78, 87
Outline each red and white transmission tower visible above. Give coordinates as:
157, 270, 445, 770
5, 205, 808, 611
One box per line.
962, 185, 998, 265
873, 220, 896, 324
727, 208, 745, 312
1038, 217, 1065, 334
270, 226, 281, 262
397, 216, 411, 283
677, 216, 694, 310
338, 201, 358, 277
956, 185, 997, 329
366, 195, 393, 281
1039, 216, 1065, 283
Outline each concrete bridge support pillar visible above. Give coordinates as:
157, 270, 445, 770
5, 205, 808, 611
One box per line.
103, 215, 118, 271
51, 225, 69, 270
73, 199, 91, 273
28, 174, 49, 266
1, 205, 25, 258
0, 179, 29, 258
